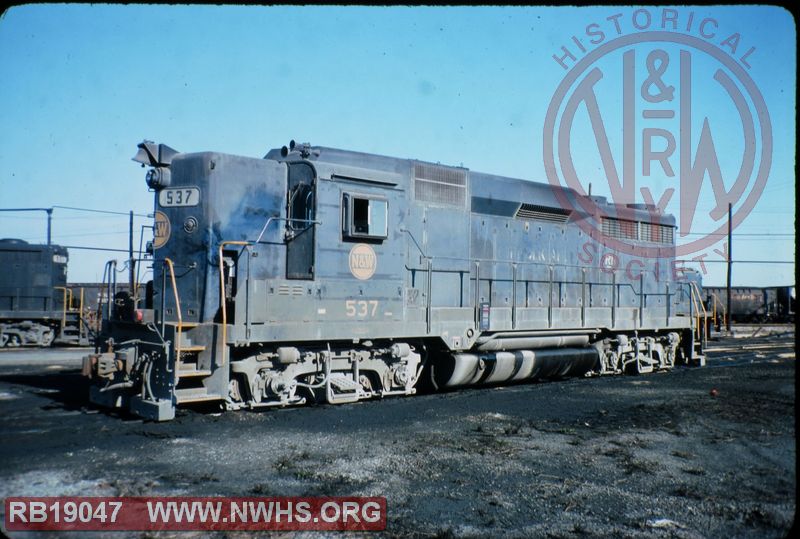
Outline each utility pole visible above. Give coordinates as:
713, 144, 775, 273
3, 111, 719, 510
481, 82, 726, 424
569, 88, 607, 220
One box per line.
726, 202, 732, 332
129, 210, 135, 293
46, 208, 53, 245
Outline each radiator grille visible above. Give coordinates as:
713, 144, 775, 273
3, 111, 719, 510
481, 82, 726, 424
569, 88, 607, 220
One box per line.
602, 217, 674, 244
640, 221, 675, 243
602, 217, 639, 240
515, 203, 571, 223
413, 163, 467, 207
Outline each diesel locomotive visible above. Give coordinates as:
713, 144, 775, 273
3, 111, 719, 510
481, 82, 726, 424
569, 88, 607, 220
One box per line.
83, 140, 706, 421
0, 239, 92, 347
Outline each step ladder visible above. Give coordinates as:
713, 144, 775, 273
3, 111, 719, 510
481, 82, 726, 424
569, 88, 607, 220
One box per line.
161, 259, 224, 406
172, 328, 223, 404
688, 281, 709, 367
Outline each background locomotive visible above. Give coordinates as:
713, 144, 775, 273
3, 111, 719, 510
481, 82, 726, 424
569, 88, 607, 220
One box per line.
0, 240, 144, 347
703, 286, 795, 324
83, 140, 707, 421
0, 239, 89, 346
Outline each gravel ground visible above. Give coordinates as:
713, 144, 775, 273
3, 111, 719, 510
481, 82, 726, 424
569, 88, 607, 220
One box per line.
0, 329, 795, 538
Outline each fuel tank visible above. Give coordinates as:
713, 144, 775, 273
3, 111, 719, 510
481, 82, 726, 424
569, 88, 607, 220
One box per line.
433, 347, 599, 388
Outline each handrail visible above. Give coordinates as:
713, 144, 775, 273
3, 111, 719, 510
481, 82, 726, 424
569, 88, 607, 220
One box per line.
688, 281, 708, 346
696, 283, 707, 346
406, 253, 654, 275
710, 292, 727, 328
399, 227, 429, 260
102, 260, 118, 321
54, 287, 72, 329
688, 283, 699, 332
163, 258, 184, 366
410, 256, 693, 299
254, 216, 321, 244
78, 287, 85, 339
97, 266, 107, 322
404, 247, 697, 333
689, 282, 708, 319
400, 248, 674, 311
218, 241, 251, 366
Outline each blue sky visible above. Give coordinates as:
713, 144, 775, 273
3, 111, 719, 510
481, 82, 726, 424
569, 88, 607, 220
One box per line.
0, 4, 795, 287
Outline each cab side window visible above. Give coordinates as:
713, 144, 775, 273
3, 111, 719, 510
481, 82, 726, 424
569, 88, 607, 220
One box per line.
342, 193, 388, 240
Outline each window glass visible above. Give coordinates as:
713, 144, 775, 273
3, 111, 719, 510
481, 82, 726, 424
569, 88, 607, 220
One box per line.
369, 200, 388, 237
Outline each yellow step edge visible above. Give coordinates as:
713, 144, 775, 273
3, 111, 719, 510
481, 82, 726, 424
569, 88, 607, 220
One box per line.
178, 345, 207, 353
165, 321, 202, 328
175, 391, 224, 404
176, 368, 213, 378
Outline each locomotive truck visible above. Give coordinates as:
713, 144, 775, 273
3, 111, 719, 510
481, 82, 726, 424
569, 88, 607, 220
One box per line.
83, 140, 706, 421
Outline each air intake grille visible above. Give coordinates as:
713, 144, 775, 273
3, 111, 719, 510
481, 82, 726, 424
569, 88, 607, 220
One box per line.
278, 284, 305, 296
602, 217, 674, 244
602, 217, 638, 240
413, 163, 467, 207
640, 222, 675, 243
515, 203, 571, 223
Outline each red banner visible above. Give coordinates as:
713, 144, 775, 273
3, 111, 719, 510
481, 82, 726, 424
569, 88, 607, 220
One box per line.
4, 497, 386, 531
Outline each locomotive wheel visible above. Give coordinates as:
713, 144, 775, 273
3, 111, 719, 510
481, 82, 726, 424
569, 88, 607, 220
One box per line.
296, 384, 320, 406
41, 330, 55, 347
600, 350, 620, 374
228, 378, 243, 403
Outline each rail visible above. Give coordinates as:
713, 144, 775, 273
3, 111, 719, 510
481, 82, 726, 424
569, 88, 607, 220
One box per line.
254, 216, 322, 244
207, 225, 695, 362
54, 287, 73, 329
162, 258, 183, 364
709, 292, 727, 328
218, 241, 251, 366
98, 260, 118, 321
688, 281, 708, 347
213, 216, 320, 360
405, 253, 693, 332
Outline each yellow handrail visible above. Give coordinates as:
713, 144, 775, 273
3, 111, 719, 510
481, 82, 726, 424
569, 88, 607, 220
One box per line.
689, 283, 699, 334
688, 281, 708, 340
163, 258, 183, 366
710, 292, 727, 328
691, 282, 708, 318
78, 287, 84, 338
54, 287, 73, 329
218, 241, 251, 366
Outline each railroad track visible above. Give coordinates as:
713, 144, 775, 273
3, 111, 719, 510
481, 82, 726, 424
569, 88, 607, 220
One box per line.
703, 336, 795, 368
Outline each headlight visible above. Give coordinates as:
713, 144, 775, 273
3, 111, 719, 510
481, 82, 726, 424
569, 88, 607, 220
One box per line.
145, 167, 171, 189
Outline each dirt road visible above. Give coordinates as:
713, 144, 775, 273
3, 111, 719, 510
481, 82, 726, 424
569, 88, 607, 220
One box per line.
0, 333, 795, 537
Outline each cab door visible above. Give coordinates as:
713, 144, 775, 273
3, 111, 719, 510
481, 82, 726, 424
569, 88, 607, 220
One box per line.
286, 162, 316, 280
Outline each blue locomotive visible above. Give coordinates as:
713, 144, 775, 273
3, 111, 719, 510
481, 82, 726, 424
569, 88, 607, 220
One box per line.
0, 239, 93, 346
83, 141, 706, 421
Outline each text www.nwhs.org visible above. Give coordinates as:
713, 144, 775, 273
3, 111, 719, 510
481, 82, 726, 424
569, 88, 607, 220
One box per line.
148, 499, 383, 524
5, 497, 386, 531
